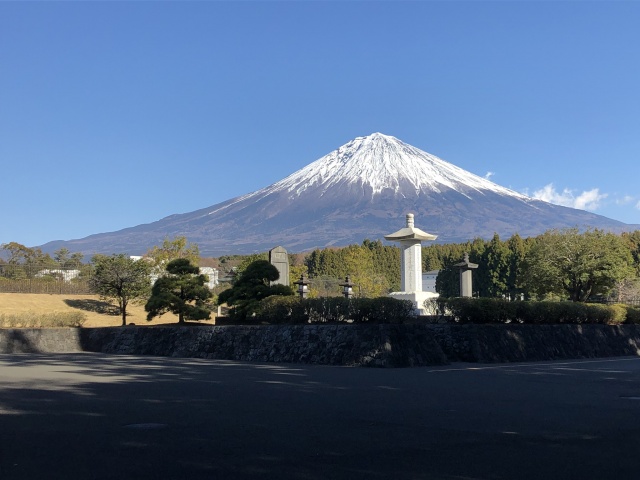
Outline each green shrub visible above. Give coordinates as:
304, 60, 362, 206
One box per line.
606, 304, 628, 325
348, 297, 415, 324
423, 297, 444, 316
514, 301, 581, 324
439, 298, 627, 325
254, 296, 634, 326
254, 296, 415, 324
584, 303, 626, 325
445, 297, 516, 324
254, 295, 309, 324
306, 297, 352, 323
624, 306, 640, 324
0, 311, 87, 328
549, 302, 587, 324
512, 301, 548, 324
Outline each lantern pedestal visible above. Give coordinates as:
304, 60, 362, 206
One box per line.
384, 213, 439, 315
388, 291, 439, 315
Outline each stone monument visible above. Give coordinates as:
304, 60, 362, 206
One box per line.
384, 213, 439, 314
269, 246, 290, 287
454, 253, 478, 297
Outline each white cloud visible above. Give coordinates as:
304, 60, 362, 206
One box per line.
616, 195, 634, 205
617, 195, 635, 205
532, 183, 608, 211
636, 200, 640, 210
484, 171, 495, 180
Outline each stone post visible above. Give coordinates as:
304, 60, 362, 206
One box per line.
454, 253, 478, 297
269, 246, 289, 287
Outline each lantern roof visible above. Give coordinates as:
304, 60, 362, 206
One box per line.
454, 253, 478, 269
384, 213, 437, 242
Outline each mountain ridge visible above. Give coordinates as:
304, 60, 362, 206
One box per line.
40, 133, 639, 257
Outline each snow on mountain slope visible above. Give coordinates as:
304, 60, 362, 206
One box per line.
212, 133, 529, 214
39, 133, 638, 257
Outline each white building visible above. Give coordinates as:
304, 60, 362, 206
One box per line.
129, 256, 218, 289
35, 269, 81, 282
422, 270, 439, 294
199, 267, 219, 289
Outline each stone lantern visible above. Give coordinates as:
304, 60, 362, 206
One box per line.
339, 275, 355, 299
384, 213, 439, 314
454, 253, 478, 297
293, 274, 309, 299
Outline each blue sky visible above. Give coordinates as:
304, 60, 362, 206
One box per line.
1, 1, 639, 249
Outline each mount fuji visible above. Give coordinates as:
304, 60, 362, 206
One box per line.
41, 133, 639, 257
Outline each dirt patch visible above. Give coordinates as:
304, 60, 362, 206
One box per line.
0, 293, 217, 327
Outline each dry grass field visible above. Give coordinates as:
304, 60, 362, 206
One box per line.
0, 293, 217, 327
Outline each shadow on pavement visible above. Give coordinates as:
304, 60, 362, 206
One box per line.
2, 354, 640, 480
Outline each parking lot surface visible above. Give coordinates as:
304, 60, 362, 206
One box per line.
2, 354, 640, 479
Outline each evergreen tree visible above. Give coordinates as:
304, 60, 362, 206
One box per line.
307, 248, 343, 278
436, 241, 485, 298
217, 260, 293, 320
480, 233, 511, 297
236, 252, 269, 275
54, 248, 84, 269
506, 233, 529, 299
422, 245, 445, 271
145, 258, 212, 324
523, 228, 635, 301
621, 230, 640, 276
368, 242, 400, 292
435, 260, 460, 297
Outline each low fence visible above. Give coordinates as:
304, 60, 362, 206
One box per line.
0, 265, 92, 294
591, 297, 640, 307
0, 263, 220, 295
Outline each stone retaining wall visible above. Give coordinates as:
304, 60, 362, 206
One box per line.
428, 324, 640, 363
2, 324, 640, 366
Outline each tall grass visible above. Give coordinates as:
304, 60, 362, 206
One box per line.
0, 311, 87, 328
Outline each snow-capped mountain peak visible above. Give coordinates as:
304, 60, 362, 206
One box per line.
40, 132, 637, 257
256, 132, 529, 201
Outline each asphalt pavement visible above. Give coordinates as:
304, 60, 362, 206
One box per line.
2, 353, 640, 480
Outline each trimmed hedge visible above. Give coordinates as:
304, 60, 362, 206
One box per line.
0, 311, 87, 328
231, 295, 639, 326
625, 306, 640, 324
436, 297, 633, 325
252, 296, 415, 325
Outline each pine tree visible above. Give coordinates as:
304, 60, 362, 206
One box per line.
480, 233, 511, 298
145, 259, 212, 324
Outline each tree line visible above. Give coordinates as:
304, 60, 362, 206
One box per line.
0, 243, 85, 276
305, 229, 640, 303
3, 228, 640, 322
